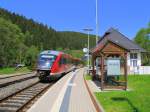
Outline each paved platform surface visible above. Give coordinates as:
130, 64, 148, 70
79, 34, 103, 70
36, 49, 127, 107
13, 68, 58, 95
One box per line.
87, 80, 101, 92
28, 68, 96, 112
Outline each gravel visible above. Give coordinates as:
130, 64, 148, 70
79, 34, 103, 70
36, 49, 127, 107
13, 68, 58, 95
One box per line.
0, 73, 36, 85
0, 82, 50, 112
0, 77, 39, 100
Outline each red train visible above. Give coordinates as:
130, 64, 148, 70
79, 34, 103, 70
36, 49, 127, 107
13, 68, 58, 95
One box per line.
36, 50, 81, 81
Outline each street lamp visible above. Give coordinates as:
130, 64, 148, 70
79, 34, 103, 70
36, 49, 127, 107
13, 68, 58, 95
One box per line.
96, 0, 99, 45
95, 0, 99, 76
83, 28, 93, 73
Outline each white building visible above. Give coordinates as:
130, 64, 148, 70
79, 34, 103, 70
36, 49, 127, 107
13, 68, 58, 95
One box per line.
96, 28, 147, 74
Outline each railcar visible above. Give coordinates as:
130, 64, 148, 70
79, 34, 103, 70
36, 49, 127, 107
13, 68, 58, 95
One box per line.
36, 50, 78, 81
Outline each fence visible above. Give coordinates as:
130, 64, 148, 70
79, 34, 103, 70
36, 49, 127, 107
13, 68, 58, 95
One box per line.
139, 66, 150, 74
129, 66, 150, 75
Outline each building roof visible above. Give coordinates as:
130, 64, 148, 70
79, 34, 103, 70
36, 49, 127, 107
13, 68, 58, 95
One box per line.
97, 28, 145, 52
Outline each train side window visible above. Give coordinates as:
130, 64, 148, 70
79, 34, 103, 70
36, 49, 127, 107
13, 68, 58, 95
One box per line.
59, 57, 65, 65
61, 57, 66, 64
62, 58, 65, 64
64, 58, 67, 64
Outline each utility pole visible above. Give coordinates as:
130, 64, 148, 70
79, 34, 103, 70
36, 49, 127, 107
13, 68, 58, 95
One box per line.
96, 0, 99, 45
83, 28, 93, 73
95, 0, 99, 76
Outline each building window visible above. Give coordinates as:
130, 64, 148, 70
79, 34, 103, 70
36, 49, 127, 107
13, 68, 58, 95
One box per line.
130, 53, 137, 59
130, 60, 137, 67
133, 60, 137, 67
130, 53, 138, 67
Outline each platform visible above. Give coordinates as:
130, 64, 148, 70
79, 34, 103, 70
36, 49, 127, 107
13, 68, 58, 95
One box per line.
28, 68, 97, 112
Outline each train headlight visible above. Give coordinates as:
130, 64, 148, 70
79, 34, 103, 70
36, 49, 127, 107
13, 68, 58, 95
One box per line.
46, 62, 50, 67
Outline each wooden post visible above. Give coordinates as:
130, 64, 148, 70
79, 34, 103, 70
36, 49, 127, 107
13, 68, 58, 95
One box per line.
101, 56, 104, 90
124, 53, 128, 90
92, 56, 95, 80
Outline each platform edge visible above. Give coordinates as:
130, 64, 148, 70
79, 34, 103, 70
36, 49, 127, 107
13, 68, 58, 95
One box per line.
83, 75, 105, 112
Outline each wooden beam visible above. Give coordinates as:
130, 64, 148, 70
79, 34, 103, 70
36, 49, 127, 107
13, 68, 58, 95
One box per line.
92, 56, 95, 80
102, 51, 125, 54
124, 53, 128, 90
101, 56, 104, 90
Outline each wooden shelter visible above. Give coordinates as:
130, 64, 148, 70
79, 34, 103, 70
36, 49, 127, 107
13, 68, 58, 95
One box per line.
91, 28, 130, 90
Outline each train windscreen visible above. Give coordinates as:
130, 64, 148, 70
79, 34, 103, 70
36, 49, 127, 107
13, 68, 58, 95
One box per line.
37, 54, 56, 70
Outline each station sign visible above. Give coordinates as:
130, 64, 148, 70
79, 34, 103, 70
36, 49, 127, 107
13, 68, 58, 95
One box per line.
107, 59, 120, 76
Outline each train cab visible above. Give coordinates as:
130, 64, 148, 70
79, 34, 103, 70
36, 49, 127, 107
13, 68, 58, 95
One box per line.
37, 50, 78, 81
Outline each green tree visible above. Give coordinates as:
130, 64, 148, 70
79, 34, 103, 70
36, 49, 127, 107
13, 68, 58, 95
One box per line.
0, 7, 98, 67
24, 46, 39, 68
0, 18, 25, 67
134, 23, 150, 65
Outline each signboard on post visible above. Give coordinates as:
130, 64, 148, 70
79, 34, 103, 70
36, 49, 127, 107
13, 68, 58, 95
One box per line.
107, 59, 120, 76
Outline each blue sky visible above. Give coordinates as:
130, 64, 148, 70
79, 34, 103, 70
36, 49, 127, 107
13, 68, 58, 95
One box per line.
0, 0, 149, 39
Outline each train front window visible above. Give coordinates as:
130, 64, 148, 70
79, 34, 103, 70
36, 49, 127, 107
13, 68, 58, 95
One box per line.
38, 54, 56, 67
40, 55, 56, 60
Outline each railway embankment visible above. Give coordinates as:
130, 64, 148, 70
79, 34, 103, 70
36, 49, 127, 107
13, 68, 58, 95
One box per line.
0, 67, 32, 77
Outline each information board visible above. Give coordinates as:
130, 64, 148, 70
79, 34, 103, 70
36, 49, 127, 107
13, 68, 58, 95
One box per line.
107, 59, 120, 76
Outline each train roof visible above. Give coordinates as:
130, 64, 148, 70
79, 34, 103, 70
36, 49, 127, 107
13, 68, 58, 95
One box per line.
40, 50, 63, 56
40, 50, 81, 61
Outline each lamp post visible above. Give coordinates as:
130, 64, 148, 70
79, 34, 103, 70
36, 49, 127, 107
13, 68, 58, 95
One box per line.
96, 0, 99, 45
95, 0, 99, 76
83, 28, 93, 73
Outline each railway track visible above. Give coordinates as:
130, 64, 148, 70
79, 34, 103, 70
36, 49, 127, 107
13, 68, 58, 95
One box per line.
0, 73, 37, 88
0, 81, 53, 112
0, 72, 33, 80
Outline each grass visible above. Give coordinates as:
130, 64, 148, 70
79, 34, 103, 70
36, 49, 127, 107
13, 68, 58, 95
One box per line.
95, 75, 150, 112
85, 74, 92, 80
0, 67, 31, 75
